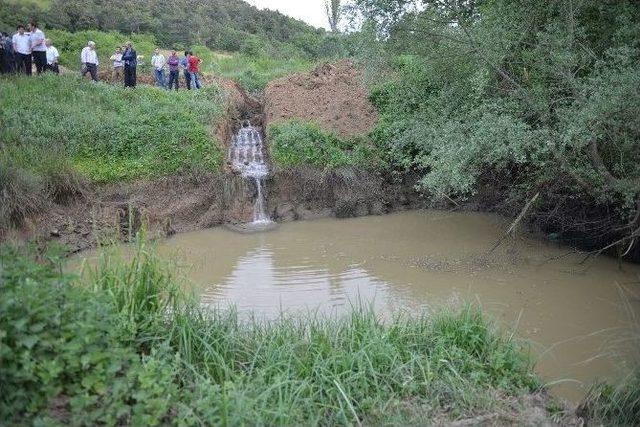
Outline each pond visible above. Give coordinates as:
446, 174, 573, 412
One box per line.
75, 210, 640, 402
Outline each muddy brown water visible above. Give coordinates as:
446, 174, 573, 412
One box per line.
73, 210, 640, 402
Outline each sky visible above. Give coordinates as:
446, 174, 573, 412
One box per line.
245, 0, 331, 30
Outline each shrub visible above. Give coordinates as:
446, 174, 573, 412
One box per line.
0, 162, 46, 229
268, 120, 385, 169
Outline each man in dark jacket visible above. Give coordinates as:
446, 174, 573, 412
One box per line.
122, 42, 137, 88
0, 32, 15, 73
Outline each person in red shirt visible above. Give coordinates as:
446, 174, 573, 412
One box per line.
187, 51, 202, 89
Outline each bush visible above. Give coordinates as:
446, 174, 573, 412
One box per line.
0, 163, 46, 229
268, 120, 385, 169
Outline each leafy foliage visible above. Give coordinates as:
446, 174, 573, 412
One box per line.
355, 0, 640, 252
268, 120, 385, 169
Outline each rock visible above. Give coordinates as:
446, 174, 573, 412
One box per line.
369, 201, 386, 216
275, 203, 296, 222
335, 199, 357, 218
295, 206, 333, 220
50, 229, 60, 237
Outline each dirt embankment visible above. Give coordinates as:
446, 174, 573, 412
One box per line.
8, 169, 422, 252
264, 61, 378, 138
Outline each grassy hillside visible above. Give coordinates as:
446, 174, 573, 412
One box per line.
0, 74, 225, 227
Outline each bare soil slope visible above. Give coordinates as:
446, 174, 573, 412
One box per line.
264, 61, 378, 138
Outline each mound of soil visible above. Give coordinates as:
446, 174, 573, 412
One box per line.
264, 61, 378, 138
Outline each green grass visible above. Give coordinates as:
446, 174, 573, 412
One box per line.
268, 120, 386, 169
193, 45, 315, 92
0, 240, 544, 425
578, 370, 640, 425
0, 73, 224, 183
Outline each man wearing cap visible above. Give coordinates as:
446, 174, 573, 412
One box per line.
80, 41, 99, 82
45, 39, 59, 73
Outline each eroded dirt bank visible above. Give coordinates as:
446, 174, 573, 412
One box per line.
8, 168, 423, 252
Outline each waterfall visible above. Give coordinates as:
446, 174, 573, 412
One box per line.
229, 121, 272, 224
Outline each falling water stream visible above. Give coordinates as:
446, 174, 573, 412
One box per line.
229, 121, 272, 225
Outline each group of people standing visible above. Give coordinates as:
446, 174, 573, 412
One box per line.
148, 48, 202, 90
82, 42, 202, 90
0, 21, 203, 91
0, 20, 60, 75
78, 40, 138, 88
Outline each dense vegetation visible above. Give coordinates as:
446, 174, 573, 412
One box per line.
269, 120, 385, 169
0, 240, 545, 425
352, 0, 640, 256
0, 74, 224, 227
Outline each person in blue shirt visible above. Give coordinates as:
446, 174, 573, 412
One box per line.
122, 42, 137, 88
180, 51, 191, 90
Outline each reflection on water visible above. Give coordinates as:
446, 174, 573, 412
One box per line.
75, 210, 640, 402
201, 246, 393, 315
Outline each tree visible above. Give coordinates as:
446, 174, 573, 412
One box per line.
325, 0, 342, 32
356, 0, 640, 256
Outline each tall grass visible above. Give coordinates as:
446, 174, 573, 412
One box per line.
578, 370, 640, 425
0, 74, 224, 183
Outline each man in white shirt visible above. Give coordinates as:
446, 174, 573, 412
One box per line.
12, 24, 31, 75
110, 47, 124, 81
45, 39, 59, 74
28, 20, 46, 74
80, 41, 99, 82
151, 48, 166, 87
